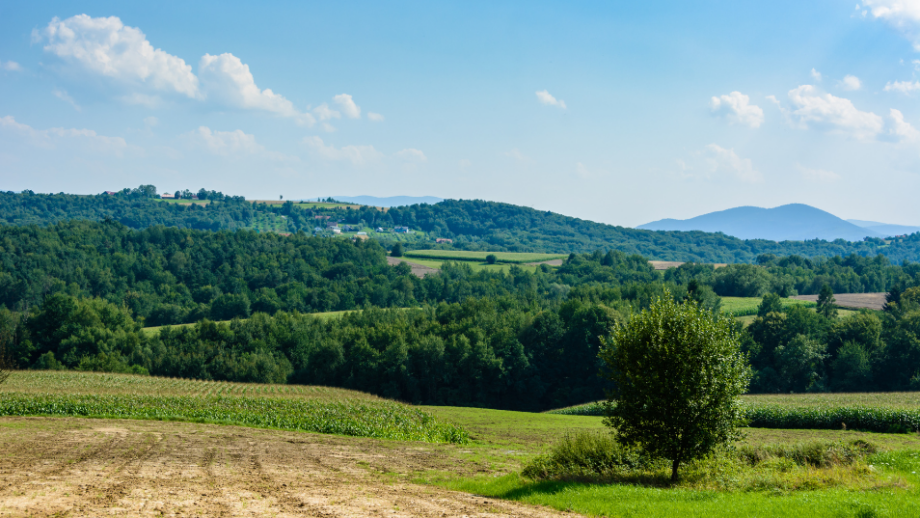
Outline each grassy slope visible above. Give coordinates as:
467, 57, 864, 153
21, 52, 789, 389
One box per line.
397, 256, 544, 273
141, 309, 355, 335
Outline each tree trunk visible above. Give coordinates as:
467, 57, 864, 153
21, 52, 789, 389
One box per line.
670, 457, 680, 482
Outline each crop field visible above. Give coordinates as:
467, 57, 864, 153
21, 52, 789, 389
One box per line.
394, 256, 544, 273
720, 296, 816, 316
403, 250, 567, 264
2, 372, 920, 517
0, 371, 467, 443
141, 309, 356, 335
545, 393, 920, 434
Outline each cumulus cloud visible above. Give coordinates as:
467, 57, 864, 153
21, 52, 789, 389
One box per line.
862, 0, 920, 50
797, 164, 840, 183
535, 90, 566, 109
811, 68, 822, 81
781, 85, 883, 139
1, 60, 21, 72
710, 91, 764, 128
37, 15, 200, 98
367, 112, 384, 122
333, 94, 361, 119
839, 75, 862, 90
35, 15, 318, 124
53, 89, 81, 111
198, 53, 314, 124
302, 136, 382, 166
884, 79, 920, 92
0, 115, 129, 155
143, 116, 158, 127
395, 148, 427, 162
885, 108, 920, 142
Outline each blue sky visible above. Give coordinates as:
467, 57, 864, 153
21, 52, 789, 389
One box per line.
2, 1, 920, 227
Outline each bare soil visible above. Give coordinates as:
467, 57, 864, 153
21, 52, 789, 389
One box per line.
791, 292, 887, 311
0, 417, 571, 518
386, 256, 440, 278
525, 259, 564, 267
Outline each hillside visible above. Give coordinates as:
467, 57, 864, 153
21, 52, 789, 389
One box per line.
638, 204, 877, 241
4, 190, 920, 262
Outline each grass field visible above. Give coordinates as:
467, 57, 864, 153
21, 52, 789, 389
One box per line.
721, 296, 816, 316
403, 250, 567, 264
397, 256, 545, 273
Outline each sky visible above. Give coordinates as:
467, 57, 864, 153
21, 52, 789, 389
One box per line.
2, 1, 920, 227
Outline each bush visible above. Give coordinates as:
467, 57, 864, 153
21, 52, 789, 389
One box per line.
522, 432, 659, 480
485, 254, 497, 264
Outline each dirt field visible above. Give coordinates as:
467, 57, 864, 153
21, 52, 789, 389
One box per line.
649, 261, 728, 270
791, 292, 887, 311
386, 256, 440, 278
0, 417, 569, 518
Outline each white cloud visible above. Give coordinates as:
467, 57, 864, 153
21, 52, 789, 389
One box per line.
302, 136, 382, 166
884, 79, 920, 92
321, 122, 337, 133
783, 85, 883, 139
0, 115, 129, 155
863, 0, 920, 49
885, 108, 920, 142
185, 126, 263, 156
811, 68, 822, 81
797, 164, 840, 183
333, 93, 361, 119
38, 15, 200, 98
313, 103, 340, 121
1, 60, 21, 72
840, 75, 863, 90
198, 53, 314, 124
535, 90, 566, 109
119, 93, 162, 108
144, 116, 158, 127
458, 159, 471, 168
53, 89, 81, 111
396, 148, 427, 162
710, 91, 764, 128
367, 112, 385, 122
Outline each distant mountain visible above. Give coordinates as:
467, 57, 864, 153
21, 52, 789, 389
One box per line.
327, 195, 443, 207
847, 219, 920, 238
638, 204, 879, 242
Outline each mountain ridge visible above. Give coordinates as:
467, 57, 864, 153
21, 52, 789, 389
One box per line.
637, 204, 881, 242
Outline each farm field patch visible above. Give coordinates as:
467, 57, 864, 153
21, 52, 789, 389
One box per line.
403, 250, 567, 264
791, 292, 888, 311
720, 296, 816, 316
393, 256, 543, 274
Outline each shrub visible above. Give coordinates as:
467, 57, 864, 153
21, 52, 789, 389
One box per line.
522, 431, 660, 480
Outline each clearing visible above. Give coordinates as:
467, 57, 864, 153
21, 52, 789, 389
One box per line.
403, 250, 567, 264
791, 292, 888, 311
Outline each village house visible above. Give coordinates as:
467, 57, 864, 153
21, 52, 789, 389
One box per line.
436, 238, 453, 244
394, 226, 410, 233
160, 193, 175, 199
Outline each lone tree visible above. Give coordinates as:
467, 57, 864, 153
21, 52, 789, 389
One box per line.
391, 242, 404, 257
485, 254, 497, 265
600, 293, 751, 482
816, 284, 838, 319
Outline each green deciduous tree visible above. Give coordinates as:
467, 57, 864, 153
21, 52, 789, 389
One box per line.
600, 293, 751, 482
391, 242, 404, 257
817, 284, 838, 319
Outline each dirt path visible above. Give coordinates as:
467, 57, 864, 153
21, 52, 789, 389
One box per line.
0, 417, 571, 518
790, 292, 887, 311
387, 256, 440, 278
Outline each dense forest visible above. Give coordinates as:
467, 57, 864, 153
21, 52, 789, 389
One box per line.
2, 220, 920, 408
5, 189, 920, 263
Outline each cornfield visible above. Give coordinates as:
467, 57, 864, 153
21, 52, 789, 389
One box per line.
0, 371, 469, 443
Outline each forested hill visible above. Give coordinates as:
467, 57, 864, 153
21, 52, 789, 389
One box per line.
4, 190, 920, 263
383, 199, 920, 263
